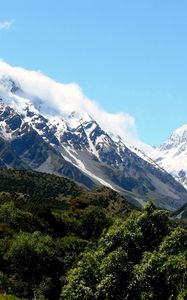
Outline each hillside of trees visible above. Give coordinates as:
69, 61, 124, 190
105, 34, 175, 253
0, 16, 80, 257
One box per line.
0, 169, 186, 300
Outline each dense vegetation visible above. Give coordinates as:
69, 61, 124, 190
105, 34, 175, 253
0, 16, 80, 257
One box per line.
0, 169, 186, 300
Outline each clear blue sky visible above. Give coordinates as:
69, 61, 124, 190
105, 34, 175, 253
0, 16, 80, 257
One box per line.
1, 0, 187, 146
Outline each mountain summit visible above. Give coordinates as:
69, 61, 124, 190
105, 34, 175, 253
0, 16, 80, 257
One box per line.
0, 62, 187, 211
154, 124, 187, 189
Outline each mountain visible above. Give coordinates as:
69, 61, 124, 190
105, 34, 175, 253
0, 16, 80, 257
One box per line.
172, 202, 187, 220
0, 68, 187, 211
154, 125, 187, 189
0, 168, 134, 215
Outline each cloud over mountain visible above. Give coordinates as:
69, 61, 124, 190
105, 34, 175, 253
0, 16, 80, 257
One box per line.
0, 60, 152, 152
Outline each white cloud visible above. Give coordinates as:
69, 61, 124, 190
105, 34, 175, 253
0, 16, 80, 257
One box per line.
0, 60, 153, 153
0, 20, 14, 30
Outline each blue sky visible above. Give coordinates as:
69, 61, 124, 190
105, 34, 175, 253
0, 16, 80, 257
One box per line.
0, 0, 187, 146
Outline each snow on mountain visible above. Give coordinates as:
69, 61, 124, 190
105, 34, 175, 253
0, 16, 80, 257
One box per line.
154, 125, 187, 189
0, 62, 187, 211
0, 60, 142, 147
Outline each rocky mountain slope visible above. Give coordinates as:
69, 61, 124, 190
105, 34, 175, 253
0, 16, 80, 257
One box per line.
172, 202, 187, 220
0, 70, 187, 210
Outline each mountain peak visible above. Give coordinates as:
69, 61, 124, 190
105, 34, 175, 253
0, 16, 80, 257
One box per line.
160, 124, 187, 151
0, 61, 187, 211
172, 124, 187, 140
155, 124, 187, 189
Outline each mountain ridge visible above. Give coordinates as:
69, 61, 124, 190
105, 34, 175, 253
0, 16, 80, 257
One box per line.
0, 66, 187, 211
154, 124, 187, 189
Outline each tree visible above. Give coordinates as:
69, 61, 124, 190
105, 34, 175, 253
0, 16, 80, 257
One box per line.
79, 206, 112, 239
160, 226, 187, 255
6, 231, 63, 299
61, 252, 98, 300
137, 201, 169, 251
95, 247, 133, 300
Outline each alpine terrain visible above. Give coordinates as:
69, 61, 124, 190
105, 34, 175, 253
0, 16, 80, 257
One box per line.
0, 62, 187, 211
154, 125, 187, 190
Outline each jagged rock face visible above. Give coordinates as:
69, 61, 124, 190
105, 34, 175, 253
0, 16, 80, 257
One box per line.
0, 76, 187, 211
154, 125, 187, 189
0, 100, 95, 189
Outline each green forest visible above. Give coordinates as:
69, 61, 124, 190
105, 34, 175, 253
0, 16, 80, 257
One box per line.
0, 170, 186, 300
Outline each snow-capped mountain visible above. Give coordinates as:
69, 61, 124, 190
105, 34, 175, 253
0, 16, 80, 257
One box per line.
154, 125, 187, 189
0, 66, 187, 211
